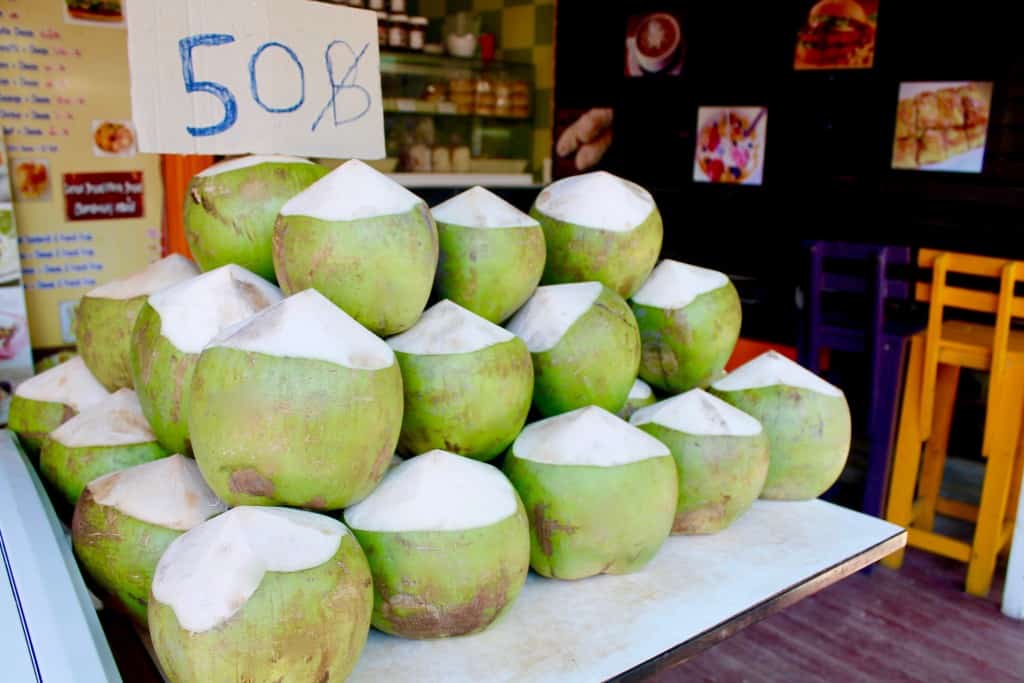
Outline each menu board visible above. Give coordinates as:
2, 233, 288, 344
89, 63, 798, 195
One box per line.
0, 140, 34, 424
0, 0, 163, 348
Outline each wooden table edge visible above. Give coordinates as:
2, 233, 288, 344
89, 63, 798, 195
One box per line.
609, 529, 909, 682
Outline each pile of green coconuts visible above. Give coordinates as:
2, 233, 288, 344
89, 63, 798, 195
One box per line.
6, 156, 851, 682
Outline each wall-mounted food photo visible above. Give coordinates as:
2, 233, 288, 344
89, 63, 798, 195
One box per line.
625, 11, 685, 77
63, 0, 125, 26
92, 120, 137, 157
794, 0, 878, 70
0, 203, 20, 283
0, 148, 10, 203
693, 106, 767, 185
891, 81, 992, 173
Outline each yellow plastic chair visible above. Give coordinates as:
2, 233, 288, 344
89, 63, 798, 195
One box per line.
884, 249, 1024, 596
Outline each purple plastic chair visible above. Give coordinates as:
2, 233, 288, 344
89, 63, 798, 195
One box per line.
799, 241, 919, 518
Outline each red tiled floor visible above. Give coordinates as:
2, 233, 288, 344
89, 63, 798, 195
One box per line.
664, 549, 1024, 682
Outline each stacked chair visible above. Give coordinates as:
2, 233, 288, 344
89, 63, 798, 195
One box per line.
884, 249, 1024, 597
799, 241, 917, 517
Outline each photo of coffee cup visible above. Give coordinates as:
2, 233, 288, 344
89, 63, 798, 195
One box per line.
634, 13, 681, 73
625, 12, 685, 78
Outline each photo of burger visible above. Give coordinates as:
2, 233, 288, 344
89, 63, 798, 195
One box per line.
64, 0, 124, 25
794, 0, 878, 70
693, 107, 768, 186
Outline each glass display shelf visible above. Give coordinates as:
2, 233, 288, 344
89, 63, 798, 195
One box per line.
379, 50, 534, 182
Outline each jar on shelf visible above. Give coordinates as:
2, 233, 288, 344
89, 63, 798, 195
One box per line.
389, 0, 407, 13
474, 78, 496, 116
376, 12, 389, 46
452, 145, 471, 173
432, 146, 452, 173
405, 142, 432, 172
368, 0, 385, 10
346, 0, 366, 7
388, 14, 409, 50
449, 77, 476, 114
422, 83, 448, 103
494, 81, 513, 117
408, 17, 428, 52
510, 80, 530, 118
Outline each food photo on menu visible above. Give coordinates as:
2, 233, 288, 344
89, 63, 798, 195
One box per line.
793, 0, 878, 70
891, 81, 993, 173
0, 204, 20, 283
625, 11, 686, 77
12, 160, 51, 202
64, 0, 124, 24
693, 106, 767, 186
92, 120, 138, 157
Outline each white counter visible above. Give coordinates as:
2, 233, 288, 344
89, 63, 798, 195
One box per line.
0, 431, 121, 683
351, 498, 904, 682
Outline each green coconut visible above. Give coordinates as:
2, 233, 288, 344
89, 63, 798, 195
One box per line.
190, 289, 403, 510
431, 186, 545, 323
503, 406, 677, 579
530, 171, 662, 298
7, 356, 109, 456
711, 351, 851, 500
75, 255, 200, 391
345, 450, 530, 638
273, 159, 438, 336
72, 454, 226, 626
388, 300, 532, 461
184, 155, 327, 280
631, 260, 742, 393
631, 388, 769, 534
130, 264, 282, 454
617, 378, 656, 420
149, 507, 373, 683
506, 281, 640, 416
40, 389, 168, 505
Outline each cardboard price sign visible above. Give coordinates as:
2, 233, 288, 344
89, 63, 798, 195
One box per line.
126, 0, 385, 159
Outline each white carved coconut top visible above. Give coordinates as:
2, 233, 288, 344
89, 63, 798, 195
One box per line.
388, 300, 515, 355
152, 506, 345, 633
86, 254, 199, 301
279, 159, 423, 221
505, 282, 603, 353
14, 356, 109, 412
514, 406, 669, 467
344, 450, 519, 532
195, 154, 315, 178
148, 264, 282, 354
431, 186, 539, 229
211, 289, 394, 370
629, 378, 653, 401
712, 351, 843, 397
533, 171, 654, 233
631, 260, 729, 310
50, 388, 156, 448
631, 388, 762, 436
87, 454, 226, 530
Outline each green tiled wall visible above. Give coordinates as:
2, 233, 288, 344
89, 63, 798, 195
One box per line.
413, 0, 555, 176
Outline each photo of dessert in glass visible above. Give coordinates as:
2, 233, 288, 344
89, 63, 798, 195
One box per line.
693, 106, 768, 186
